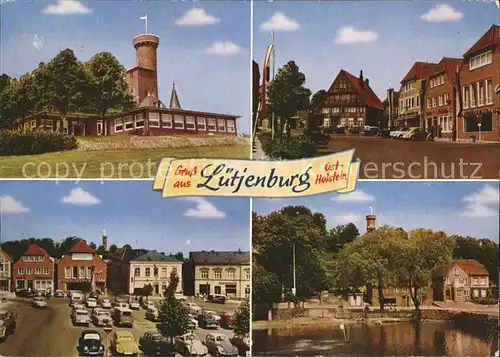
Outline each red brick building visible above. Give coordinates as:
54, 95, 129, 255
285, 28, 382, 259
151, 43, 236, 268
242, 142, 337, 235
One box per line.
458, 25, 499, 142
424, 57, 463, 139
317, 69, 384, 129
13, 244, 54, 292
56, 240, 107, 293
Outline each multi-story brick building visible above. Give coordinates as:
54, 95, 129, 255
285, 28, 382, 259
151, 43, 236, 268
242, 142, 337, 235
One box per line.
458, 24, 499, 142
432, 259, 490, 302
398, 61, 438, 128
56, 239, 107, 293
13, 244, 54, 292
424, 57, 463, 139
184, 251, 250, 300
0, 249, 12, 291
316, 69, 384, 129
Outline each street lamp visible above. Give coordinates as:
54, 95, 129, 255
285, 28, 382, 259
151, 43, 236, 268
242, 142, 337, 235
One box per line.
292, 242, 296, 296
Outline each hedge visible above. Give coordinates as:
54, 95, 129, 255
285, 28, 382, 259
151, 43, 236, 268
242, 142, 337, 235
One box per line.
0, 130, 78, 156
258, 132, 316, 160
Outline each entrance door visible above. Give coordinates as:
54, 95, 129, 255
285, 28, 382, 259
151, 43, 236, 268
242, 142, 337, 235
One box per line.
445, 289, 451, 300
72, 122, 86, 136
97, 120, 103, 136
154, 284, 159, 295
214, 286, 221, 295
27, 280, 33, 290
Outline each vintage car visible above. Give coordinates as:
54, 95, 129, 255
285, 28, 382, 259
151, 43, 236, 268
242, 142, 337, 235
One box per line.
139, 331, 173, 355
86, 298, 98, 308
174, 294, 187, 301
389, 127, 408, 139
142, 300, 156, 310
15, 289, 34, 298
78, 330, 105, 356
185, 302, 202, 314
204, 333, 238, 357
100, 298, 112, 309
91, 309, 112, 327
54, 290, 65, 298
32, 296, 48, 308
70, 293, 84, 307
112, 307, 134, 327
219, 312, 233, 329
402, 127, 434, 141
0, 310, 16, 341
145, 308, 159, 322
197, 313, 219, 329
359, 126, 380, 136
129, 300, 140, 310
230, 336, 250, 357
72, 309, 91, 326
72, 303, 87, 314
188, 314, 198, 329
207, 294, 226, 304
111, 330, 139, 356
175, 333, 208, 356
204, 310, 221, 322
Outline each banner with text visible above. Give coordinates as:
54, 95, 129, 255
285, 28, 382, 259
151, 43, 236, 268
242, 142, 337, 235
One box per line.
153, 150, 360, 198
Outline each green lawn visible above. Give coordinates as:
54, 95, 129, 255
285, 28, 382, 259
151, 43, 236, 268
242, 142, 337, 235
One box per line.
0, 144, 249, 178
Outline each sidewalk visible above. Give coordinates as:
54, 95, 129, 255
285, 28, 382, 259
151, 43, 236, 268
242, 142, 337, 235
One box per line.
252, 135, 268, 160
434, 137, 499, 144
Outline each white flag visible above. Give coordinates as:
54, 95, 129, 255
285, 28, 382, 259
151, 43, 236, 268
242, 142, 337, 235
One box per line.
140, 15, 147, 20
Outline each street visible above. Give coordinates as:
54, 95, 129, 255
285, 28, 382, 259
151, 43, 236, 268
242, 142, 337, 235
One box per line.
0, 297, 240, 356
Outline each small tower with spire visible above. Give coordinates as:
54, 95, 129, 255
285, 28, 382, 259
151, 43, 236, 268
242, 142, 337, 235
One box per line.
169, 81, 182, 109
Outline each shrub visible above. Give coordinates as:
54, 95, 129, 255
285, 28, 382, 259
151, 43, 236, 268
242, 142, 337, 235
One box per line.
0, 130, 78, 155
472, 297, 498, 305
258, 132, 316, 159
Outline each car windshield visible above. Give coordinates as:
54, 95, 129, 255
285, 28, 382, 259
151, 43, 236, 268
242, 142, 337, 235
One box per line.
98, 311, 109, 317
216, 336, 227, 342
77, 311, 89, 316
84, 333, 100, 340
118, 336, 133, 341
150, 334, 162, 341
184, 334, 197, 341
122, 311, 132, 316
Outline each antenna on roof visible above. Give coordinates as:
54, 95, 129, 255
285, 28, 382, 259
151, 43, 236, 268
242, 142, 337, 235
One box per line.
369, 206, 374, 215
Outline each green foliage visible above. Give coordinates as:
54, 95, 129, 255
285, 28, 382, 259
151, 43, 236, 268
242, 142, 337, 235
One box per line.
252, 262, 282, 308
232, 298, 250, 337
142, 284, 154, 298
327, 223, 360, 253
164, 271, 179, 297
258, 132, 316, 159
0, 130, 77, 155
109, 245, 118, 253
158, 276, 191, 342
452, 235, 499, 283
310, 89, 327, 109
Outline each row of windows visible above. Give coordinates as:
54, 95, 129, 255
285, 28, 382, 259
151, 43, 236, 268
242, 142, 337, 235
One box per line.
462, 79, 494, 109
321, 107, 365, 114
23, 119, 69, 133
17, 267, 50, 275
199, 268, 250, 280
429, 75, 445, 88
134, 266, 178, 278
64, 266, 92, 279
427, 93, 450, 108
23, 256, 45, 262
399, 95, 420, 111
469, 51, 492, 71
115, 113, 236, 133
402, 81, 416, 92
436, 116, 453, 133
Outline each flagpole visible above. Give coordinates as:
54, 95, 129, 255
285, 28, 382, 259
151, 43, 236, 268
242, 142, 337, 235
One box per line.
271, 31, 275, 140
145, 16, 148, 34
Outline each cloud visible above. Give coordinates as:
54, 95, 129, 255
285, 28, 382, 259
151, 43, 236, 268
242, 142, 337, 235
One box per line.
182, 197, 226, 219
331, 212, 363, 225
421, 4, 463, 22
175, 8, 219, 26
61, 188, 101, 206
460, 185, 499, 218
0, 0, 16, 5
334, 26, 378, 44
331, 190, 375, 202
205, 41, 244, 55
43, 0, 91, 15
0, 195, 29, 213
31, 34, 44, 51
260, 12, 300, 31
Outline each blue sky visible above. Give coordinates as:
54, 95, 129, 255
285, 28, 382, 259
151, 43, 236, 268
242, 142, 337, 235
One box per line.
254, 1, 499, 100
254, 181, 500, 242
0, 0, 250, 133
0, 180, 251, 255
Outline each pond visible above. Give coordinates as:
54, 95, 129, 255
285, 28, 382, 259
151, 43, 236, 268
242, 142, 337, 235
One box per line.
252, 321, 498, 356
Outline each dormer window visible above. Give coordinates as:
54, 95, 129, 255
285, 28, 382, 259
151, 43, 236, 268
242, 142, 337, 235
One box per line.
469, 51, 492, 70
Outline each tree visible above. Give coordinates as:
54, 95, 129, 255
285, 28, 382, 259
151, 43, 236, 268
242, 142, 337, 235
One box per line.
158, 275, 191, 345
109, 245, 118, 253
252, 60, 261, 132
232, 298, 250, 337
89, 242, 97, 250
142, 283, 154, 301
267, 61, 311, 137
452, 235, 498, 283
96, 245, 106, 255
310, 89, 327, 110
122, 244, 132, 250
57, 237, 83, 257
327, 223, 360, 253
393, 229, 455, 312
252, 262, 282, 309
174, 252, 184, 261
84, 52, 134, 121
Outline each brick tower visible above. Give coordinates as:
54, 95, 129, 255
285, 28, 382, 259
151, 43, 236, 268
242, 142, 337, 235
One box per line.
126, 34, 160, 104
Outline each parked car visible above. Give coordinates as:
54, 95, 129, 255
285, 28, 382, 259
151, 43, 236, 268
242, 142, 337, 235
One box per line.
91, 309, 112, 327
100, 298, 112, 309
54, 290, 64, 298
78, 330, 105, 356
204, 333, 238, 357
230, 336, 250, 357
359, 126, 379, 136
139, 331, 173, 355
219, 312, 233, 329
142, 300, 156, 310
204, 310, 221, 322
114, 302, 130, 309
129, 300, 140, 310
188, 314, 198, 329
0, 310, 17, 341
390, 127, 408, 139
207, 294, 226, 304
32, 296, 47, 308
175, 333, 208, 356
174, 294, 187, 301
86, 298, 98, 308
111, 330, 139, 356
72, 309, 91, 326
112, 307, 133, 327
89, 291, 100, 299
70, 293, 84, 307
15, 289, 34, 298
145, 308, 159, 322
198, 313, 219, 329
185, 302, 202, 314
72, 303, 86, 314
403, 127, 434, 141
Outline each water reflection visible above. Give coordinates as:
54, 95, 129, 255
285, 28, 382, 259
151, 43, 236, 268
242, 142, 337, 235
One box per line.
253, 322, 498, 356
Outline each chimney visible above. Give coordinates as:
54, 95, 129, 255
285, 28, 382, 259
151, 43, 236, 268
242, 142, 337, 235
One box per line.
365, 78, 369, 86
366, 215, 376, 232
102, 230, 108, 251
359, 70, 364, 83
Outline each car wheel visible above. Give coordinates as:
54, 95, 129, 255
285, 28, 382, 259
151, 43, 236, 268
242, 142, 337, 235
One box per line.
427, 135, 434, 141
410, 135, 416, 141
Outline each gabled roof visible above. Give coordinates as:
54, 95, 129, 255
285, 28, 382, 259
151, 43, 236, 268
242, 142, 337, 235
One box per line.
401, 61, 439, 84
121, 248, 149, 262
463, 25, 500, 58
23, 244, 50, 257
69, 240, 95, 254
131, 250, 182, 262
428, 57, 463, 85
328, 70, 383, 110
190, 251, 250, 265
169, 82, 182, 109
139, 92, 158, 108
452, 259, 489, 276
